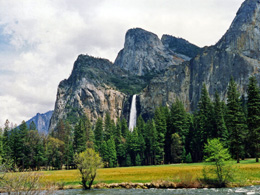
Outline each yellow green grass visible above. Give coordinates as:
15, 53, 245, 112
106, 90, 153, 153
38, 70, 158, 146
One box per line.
38, 159, 260, 188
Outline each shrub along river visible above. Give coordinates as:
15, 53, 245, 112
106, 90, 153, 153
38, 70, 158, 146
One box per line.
53, 186, 260, 195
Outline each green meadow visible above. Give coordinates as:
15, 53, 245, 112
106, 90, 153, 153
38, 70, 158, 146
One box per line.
38, 159, 260, 188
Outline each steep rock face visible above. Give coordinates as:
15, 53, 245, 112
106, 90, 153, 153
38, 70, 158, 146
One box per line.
140, 63, 191, 118
114, 28, 188, 76
216, 0, 260, 58
49, 55, 127, 131
189, 0, 260, 109
139, 0, 260, 116
26, 111, 53, 134
51, 0, 260, 129
161, 35, 202, 59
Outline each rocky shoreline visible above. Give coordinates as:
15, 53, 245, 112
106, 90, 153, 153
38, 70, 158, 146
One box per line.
93, 181, 204, 189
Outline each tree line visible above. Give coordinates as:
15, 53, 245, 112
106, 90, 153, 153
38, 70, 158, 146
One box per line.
0, 76, 260, 170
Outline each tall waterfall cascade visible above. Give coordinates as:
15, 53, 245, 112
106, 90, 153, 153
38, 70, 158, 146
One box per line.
129, 94, 137, 131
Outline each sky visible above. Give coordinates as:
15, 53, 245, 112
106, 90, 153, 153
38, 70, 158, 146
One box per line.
0, 0, 244, 127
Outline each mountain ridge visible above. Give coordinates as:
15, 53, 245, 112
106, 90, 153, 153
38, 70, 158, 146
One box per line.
26, 110, 53, 134
49, 0, 260, 130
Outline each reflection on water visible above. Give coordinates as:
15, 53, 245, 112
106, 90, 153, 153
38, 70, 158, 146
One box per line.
55, 186, 260, 195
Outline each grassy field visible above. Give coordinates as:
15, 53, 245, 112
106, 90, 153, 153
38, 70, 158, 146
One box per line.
38, 159, 260, 188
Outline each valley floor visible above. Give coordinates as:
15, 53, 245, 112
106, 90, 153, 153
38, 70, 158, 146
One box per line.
38, 159, 260, 189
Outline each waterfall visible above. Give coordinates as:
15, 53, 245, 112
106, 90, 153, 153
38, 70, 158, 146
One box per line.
129, 94, 137, 131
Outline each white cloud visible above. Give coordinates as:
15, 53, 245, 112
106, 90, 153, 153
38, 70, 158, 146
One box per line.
0, 0, 244, 126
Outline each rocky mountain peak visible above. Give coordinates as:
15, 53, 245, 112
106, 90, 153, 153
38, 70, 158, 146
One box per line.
217, 0, 260, 59
114, 28, 186, 76
124, 28, 162, 50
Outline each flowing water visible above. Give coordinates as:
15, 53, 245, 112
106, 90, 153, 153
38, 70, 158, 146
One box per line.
128, 94, 137, 131
55, 186, 260, 194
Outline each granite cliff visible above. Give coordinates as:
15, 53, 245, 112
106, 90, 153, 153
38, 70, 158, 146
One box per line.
49, 29, 197, 130
114, 28, 194, 76
50, 0, 260, 130
140, 0, 260, 118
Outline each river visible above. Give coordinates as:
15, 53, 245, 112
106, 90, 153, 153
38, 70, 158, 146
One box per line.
54, 186, 260, 195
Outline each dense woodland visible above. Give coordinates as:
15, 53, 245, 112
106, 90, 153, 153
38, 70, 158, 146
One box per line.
1, 76, 260, 171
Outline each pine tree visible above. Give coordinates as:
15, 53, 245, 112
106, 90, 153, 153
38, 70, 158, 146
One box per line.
170, 133, 183, 163
100, 141, 109, 167
166, 99, 189, 163
80, 115, 93, 149
127, 128, 140, 165
197, 84, 214, 140
136, 115, 145, 135
19, 121, 30, 170
154, 107, 167, 164
226, 77, 247, 163
247, 76, 260, 162
107, 138, 117, 167
63, 121, 74, 169
9, 127, 23, 168
213, 92, 228, 144
94, 117, 103, 152
117, 141, 126, 167
135, 153, 142, 166
114, 119, 122, 148
73, 118, 87, 154
193, 84, 214, 161
121, 118, 128, 138
144, 119, 158, 165
104, 113, 112, 141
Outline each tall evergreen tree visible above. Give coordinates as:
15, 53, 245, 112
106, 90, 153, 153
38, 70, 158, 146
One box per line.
136, 115, 145, 135
106, 138, 117, 167
144, 119, 158, 165
121, 118, 128, 138
114, 118, 122, 147
104, 113, 112, 141
247, 76, 260, 162
193, 84, 213, 161
127, 128, 140, 166
226, 77, 247, 163
213, 92, 228, 144
73, 118, 87, 154
100, 141, 109, 167
166, 100, 189, 163
19, 121, 30, 170
154, 107, 167, 164
63, 121, 74, 169
94, 117, 103, 152
170, 133, 183, 163
9, 127, 23, 168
